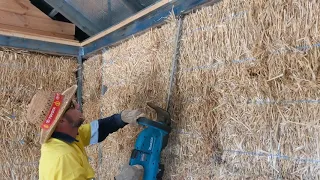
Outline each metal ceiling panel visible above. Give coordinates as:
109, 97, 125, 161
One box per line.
83, 0, 219, 56
64, 0, 159, 31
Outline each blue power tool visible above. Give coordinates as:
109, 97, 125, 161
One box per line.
129, 103, 172, 180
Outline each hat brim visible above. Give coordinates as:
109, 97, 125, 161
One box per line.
40, 85, 78, 144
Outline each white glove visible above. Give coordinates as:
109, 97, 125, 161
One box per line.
114, 165, 144, 180
121, 109, 145, 125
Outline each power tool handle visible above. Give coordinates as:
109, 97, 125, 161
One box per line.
137, 117, 151, 123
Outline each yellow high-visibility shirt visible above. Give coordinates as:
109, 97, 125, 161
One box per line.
39, 124, 95, 180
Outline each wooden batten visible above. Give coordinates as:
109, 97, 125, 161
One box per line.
0, 0, 51, 19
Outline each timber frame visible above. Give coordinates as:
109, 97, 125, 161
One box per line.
0, 0, 218, 57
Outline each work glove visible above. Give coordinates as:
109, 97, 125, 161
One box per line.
121, 109, 145, 125
114, 165, 144, 180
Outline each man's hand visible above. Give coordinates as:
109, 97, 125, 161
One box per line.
114, 165, 144, 180
121, 109, 145, 125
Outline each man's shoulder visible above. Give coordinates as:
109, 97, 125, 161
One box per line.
41, 138, 75, 157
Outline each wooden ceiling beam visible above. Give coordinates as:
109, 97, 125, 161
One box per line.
0, 0, 50, 19
0, 24, 75, 41
0, 10, 75, 36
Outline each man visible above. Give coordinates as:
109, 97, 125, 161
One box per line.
27, 85, 144, 179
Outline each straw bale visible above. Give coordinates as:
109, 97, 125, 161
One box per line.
158, 83, 217, 179
212, 48, 320, 178
217, 155, 275, 180
1, 165, 38, 180
215, 103, 280, 178
0, 48, 77, 106
161, 133, 216, 179
85, 145, 99, 174
277, 102, 320, 179
0, 48, 77, 178
167, 0, 257, 178
83, 54, 103, 173
82, 100, 101, 123
175, 0, 320, 178
83, 54, 102, 103
97, 17, 177, 179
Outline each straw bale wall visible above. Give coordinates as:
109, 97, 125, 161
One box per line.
82, 54, 102, 173
82, 54, 102, 123
179, 0, 320, 179
1, 0, 319, 179
0, 48, 76, 179
82, 0, 320, 179
98, 18, 177, 179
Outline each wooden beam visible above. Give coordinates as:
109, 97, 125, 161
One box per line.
81, 0, 170, 46
0, 24, 75, 41
0, 34, 80, 56
0, 0, 50, 19
0, 10, 75, 35
0, 30, 80, 46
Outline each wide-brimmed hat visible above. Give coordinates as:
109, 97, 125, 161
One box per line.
27, 85, 77, 144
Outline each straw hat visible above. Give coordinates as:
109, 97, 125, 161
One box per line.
27, 85, 77, 144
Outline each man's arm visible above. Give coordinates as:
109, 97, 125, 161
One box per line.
77, 114, 127, 146
82, 109, 144, 146
97, 114, 128, 142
